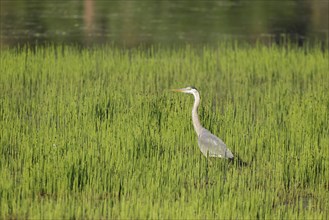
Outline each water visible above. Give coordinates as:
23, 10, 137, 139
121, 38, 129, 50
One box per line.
1, 0, 328, 47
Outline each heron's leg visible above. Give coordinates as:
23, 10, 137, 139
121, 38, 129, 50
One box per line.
205, 157, 209, 184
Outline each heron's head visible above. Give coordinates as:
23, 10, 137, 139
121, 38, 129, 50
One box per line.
171, 86, 199, 95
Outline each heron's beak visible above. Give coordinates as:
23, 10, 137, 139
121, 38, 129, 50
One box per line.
171, 88, 185, 93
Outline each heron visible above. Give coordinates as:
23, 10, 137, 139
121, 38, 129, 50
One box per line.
172, 86, 234, 160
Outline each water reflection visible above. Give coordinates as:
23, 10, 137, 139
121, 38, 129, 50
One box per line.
0, 0, 328, 48
84, 0, 94, 43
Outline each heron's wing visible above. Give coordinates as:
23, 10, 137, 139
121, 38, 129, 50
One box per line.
197, 129, 234, 158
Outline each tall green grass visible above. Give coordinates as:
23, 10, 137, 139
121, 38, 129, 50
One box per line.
0, 43, 328, 219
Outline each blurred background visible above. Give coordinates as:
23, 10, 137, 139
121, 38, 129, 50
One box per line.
0, 0, 328, 48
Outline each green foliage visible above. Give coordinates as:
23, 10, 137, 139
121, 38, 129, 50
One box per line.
0, 43, 328, 218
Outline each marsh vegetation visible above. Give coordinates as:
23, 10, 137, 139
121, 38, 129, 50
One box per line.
0, 43, 328, 218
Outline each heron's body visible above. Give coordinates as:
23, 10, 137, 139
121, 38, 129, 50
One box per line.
198, 128, 233, 158
172, 86, 234, 159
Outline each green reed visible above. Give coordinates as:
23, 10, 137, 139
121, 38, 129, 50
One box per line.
0, 42, 328, 219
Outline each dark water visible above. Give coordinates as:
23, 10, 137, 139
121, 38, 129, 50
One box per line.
1, 0, 328, 48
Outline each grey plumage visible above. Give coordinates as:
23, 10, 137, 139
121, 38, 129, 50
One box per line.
198, 128, 234, 158
172, 86, 234, 159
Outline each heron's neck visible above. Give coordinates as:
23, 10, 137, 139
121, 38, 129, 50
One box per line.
192, 92, 203, 136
